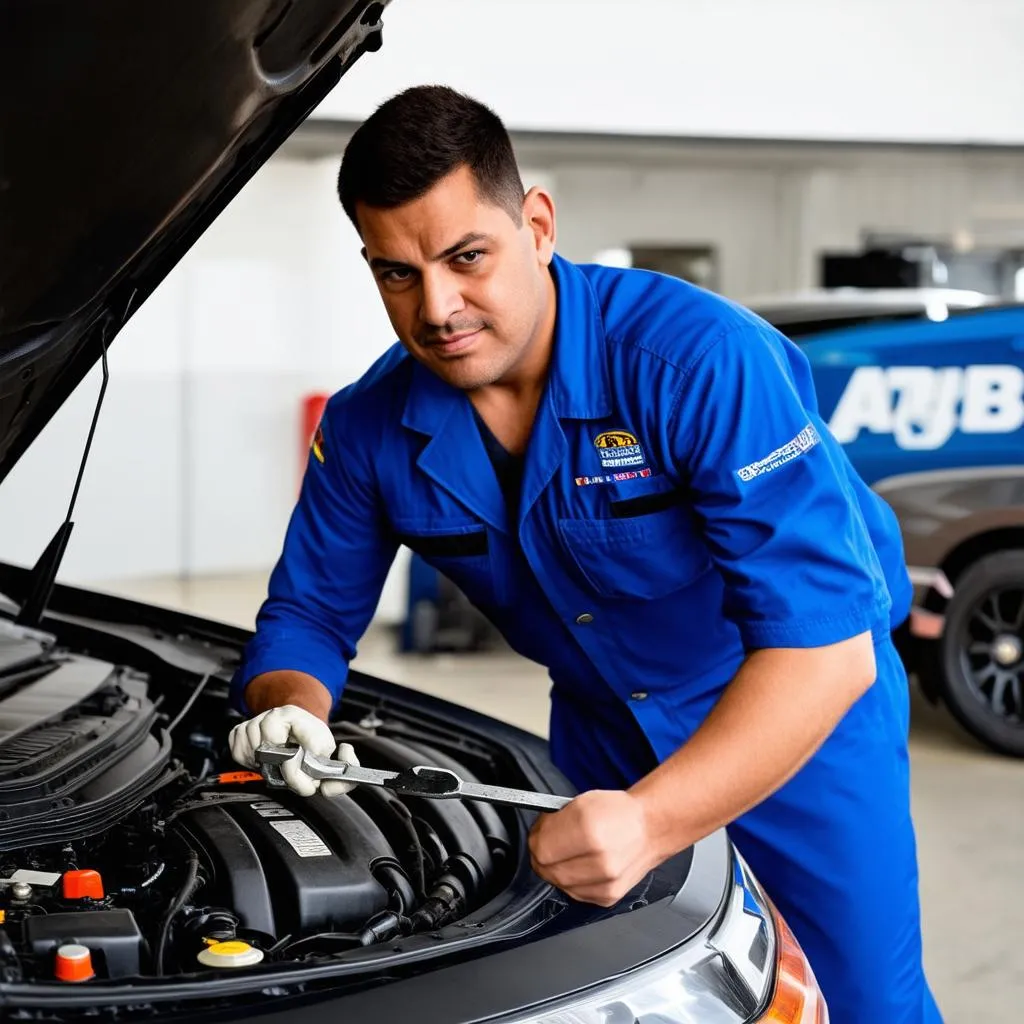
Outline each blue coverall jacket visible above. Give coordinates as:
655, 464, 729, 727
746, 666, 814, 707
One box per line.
234, 254, 941, 1023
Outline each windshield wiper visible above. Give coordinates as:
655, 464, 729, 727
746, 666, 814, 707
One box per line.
15, 322, 111, 629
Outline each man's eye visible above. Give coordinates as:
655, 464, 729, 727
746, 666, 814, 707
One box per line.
381, 268, 413, 283
454, 250, 484, 265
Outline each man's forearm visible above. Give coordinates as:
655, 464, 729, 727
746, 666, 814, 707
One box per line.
244, 671, 334, 722
630, 630, 877, 863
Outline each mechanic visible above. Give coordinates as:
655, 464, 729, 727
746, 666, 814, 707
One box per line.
229, 86, 942, 1022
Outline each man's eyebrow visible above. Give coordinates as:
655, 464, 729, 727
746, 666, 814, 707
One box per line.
368, 255, 410, 272
367, 233, 494, 272
434, 232, 492, 260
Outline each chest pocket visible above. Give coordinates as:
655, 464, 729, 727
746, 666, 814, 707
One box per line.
392, 517, 504, 608
559, 489, 712, 601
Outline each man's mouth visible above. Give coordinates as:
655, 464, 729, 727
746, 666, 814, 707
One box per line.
427, 328, 483, 356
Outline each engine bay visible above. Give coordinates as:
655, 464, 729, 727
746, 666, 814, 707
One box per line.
0, 613, 540, 986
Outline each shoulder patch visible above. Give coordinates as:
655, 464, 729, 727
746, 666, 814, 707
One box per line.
735, 424, 819, 482
311, 425, 326, 464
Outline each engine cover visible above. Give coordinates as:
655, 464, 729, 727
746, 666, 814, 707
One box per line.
0, 628, 173, 851
178, 792, 401, 938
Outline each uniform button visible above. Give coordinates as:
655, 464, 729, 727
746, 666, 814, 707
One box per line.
575, 613, 594, 625
631, 691, 648, 701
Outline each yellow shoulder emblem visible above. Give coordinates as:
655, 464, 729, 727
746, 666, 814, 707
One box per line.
311, 426, 325, 464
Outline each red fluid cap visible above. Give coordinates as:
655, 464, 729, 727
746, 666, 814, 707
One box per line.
55, 943, 95, 983
217, 771, 263, 785
63, 869, 104, 900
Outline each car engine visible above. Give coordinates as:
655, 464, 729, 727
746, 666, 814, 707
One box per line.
0, 620, 522, 982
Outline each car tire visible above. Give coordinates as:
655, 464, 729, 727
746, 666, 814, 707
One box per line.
938, 551, 1024, 756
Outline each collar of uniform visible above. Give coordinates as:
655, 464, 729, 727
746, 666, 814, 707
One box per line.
547, 253, 612, 420
401, 362, 510, 534
401, 356, 460, 437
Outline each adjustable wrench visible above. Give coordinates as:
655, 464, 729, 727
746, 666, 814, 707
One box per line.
254, 743, 571, 813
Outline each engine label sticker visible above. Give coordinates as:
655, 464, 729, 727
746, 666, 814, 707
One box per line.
270, 820, 332, 858
251, 800, 293, 819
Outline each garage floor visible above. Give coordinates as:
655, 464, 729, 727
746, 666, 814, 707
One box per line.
107, 573, 1024, 1022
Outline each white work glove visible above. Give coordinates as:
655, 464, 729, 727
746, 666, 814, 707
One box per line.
228, 705, 360, 798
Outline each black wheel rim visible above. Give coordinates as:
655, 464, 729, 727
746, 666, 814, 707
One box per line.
957, 586, 1024, 726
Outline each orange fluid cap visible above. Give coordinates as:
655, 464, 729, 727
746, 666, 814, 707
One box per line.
55, 944, 95, 983
63, 869, 104, 900
217, 771, 263, 785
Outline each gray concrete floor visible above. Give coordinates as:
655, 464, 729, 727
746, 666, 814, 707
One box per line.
106, 573, 1024, 1022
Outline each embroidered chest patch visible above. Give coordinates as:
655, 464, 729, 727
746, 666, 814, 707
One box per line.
593, 429, 647, 470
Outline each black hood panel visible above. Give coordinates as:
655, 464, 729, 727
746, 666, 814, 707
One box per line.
0, 0, 387, 482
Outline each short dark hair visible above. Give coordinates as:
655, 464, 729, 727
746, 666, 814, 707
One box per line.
337, 85, 525, 231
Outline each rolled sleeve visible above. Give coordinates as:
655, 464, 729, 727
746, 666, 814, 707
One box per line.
230, 394, 398, 714
670, 324, 891, 650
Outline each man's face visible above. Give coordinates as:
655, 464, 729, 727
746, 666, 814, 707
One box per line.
357, 165, 556, 391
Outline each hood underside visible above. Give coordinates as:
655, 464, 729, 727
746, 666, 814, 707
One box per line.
0, 0, 388, 484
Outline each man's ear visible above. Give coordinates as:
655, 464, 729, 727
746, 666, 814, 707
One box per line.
523, 187, 556, 265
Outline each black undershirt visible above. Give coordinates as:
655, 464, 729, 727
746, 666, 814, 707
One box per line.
472, 407, 524, 517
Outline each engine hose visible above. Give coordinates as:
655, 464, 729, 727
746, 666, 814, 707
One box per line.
373, 862, 416, 916
408, 875, 467, 933
155, 851, 200, 976
439, 854, 483, 902
162, 794, 256, 827
357, 911, 410, 946
385, 798, 427, 897
279, 932, 363, 957
266, 933, 294, 958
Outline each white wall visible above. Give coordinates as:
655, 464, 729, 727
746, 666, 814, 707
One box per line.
321, 0, 1024, 145
552, 164, 792, 297
0, 157, 411, 615
0, 275, 188, 583
787, 155, 1024, 268
549, 148, 1024, 297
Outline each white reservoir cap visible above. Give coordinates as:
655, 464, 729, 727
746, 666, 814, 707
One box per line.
197, 940, 265, 969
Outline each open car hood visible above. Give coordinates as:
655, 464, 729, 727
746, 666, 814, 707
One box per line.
0, 0, 389, 485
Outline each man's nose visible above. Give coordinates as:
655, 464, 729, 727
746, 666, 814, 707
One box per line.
419, 269, 465, 328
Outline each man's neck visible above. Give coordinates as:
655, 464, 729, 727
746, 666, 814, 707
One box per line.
471, 275, 557, 455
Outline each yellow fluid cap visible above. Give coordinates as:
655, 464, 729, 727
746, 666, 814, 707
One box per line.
196, 940, 265, 968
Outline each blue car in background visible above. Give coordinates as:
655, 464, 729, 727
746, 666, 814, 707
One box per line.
750, 289, 1024, 756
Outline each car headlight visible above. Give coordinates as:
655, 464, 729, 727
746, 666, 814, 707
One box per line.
758, 900, 828, 1023
497, 849, 827, 1024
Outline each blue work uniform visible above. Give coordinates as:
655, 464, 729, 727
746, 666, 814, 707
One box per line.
233, 254, 942, 1023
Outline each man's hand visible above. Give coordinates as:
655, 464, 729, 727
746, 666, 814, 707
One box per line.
528, 790, 657, 907
530, 633, 877, 906
228, 705, 360, 798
